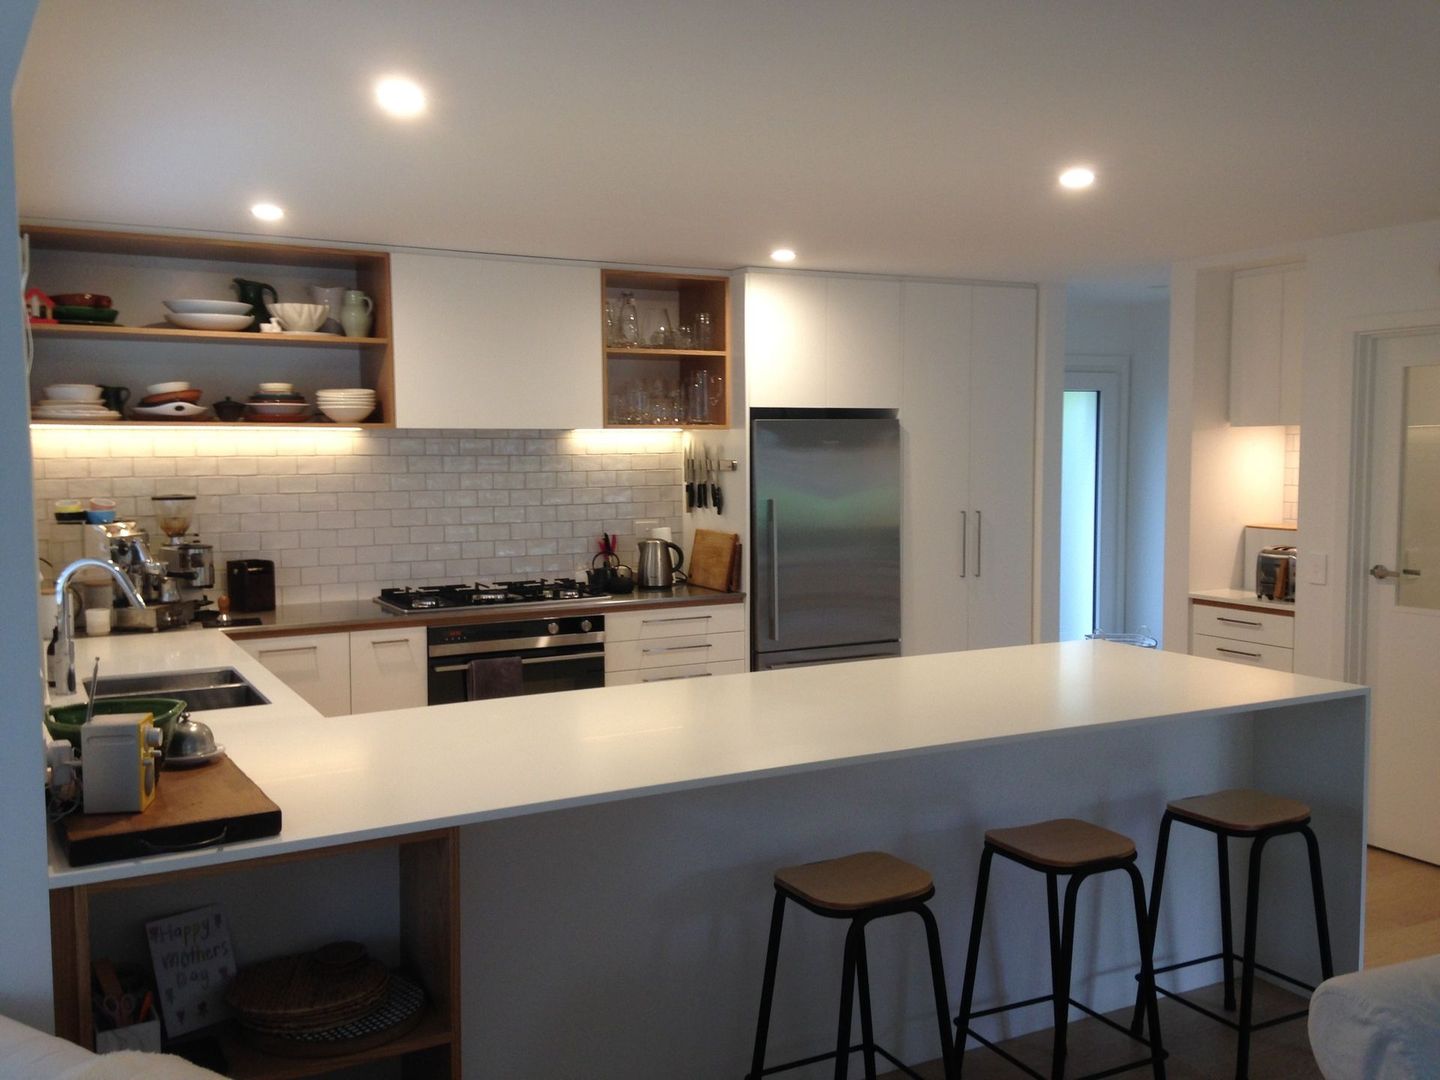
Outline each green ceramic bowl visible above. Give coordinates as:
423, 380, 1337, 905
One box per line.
53, 305, 120, 323
46, 697, 187, 750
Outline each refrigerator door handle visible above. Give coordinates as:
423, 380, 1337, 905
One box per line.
959, 510, 967, 578
767, 498, 781, 641
975, 509, 983, 578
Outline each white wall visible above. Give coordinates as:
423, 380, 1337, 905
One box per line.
0, 0, 52, 1030
1065, 286, 1169, 642
1166, 218, 1440, 676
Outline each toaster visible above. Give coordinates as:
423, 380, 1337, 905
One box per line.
1256, 546, 1297, 602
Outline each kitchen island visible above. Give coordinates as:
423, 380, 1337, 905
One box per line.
48, 634, 1368, 1078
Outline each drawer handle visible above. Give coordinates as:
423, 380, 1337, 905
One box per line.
1216, 617, 1263, 628
369, 638, 413, 646
641, 615, 713, 625
642, 643, 713, 655
642, 672, 714, 682
1216, 647, 1263, 659
259, 646, 316, 657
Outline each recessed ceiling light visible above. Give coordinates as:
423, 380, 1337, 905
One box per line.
250, 202, 284, 222
1058, 166, 1096, 190
375, 76, 426, 118
770, 248, 796, 263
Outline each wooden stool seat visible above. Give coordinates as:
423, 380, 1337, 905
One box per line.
1166, 788, 1310, 834
774, 850, 933, 912
984, 817, 1137, 870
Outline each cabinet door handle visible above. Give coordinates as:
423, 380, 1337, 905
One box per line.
1216, 617, 1262, 628
975, 510, 983, 578
959, 510, 967, 579
1216, 647, 1263, 660
642, 643, 713, 655
642, 615, 712, 625
642, 671, 714, 683
370, 638, 414, 647
259, 646, 316, 657
768, 498, 781, 641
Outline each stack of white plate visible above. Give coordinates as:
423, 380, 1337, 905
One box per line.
163, 298, 254, 332
33, 384, 121, 421
316, 388, 377, 423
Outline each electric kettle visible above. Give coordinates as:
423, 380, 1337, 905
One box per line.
636, 538, 686, 588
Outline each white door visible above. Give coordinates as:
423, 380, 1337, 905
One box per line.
1364, 328, 1440, 864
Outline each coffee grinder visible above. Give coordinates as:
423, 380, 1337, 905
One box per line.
152, 494, 215, 594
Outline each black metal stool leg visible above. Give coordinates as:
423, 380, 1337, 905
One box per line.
853, 922, 878, 1080
748, 890, 787, 1080
1132, 813, 1174, 1036
1217, 832, 1236, 1011
915, 903, 958, 1080
1301, 826, 1334, 981
1050, 872, 1085, 1080
954, 846, 994, 1077
1123, 862, 1167, 1079
1236, 833, 1271, 1080
834, 920, 862, 1080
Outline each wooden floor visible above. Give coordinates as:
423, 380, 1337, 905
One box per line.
878, 847, 1440, 1079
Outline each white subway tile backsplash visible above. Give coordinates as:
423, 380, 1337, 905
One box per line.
35, 428, 684, 603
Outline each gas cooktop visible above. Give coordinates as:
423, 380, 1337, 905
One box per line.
376, 579, 602, 613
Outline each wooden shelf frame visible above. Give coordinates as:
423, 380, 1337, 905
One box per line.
600, 269, 731, 429
23, 226, 396, 428
50, 828, 461, 1080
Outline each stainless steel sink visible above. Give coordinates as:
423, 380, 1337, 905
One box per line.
92, 667, 270, 711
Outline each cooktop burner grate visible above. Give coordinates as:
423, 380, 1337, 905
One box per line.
376, 578, 598, 612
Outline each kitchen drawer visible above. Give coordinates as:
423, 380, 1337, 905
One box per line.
1190, 603, 1294, 648
605, 660, 746, 687
605, 605, 745, 642
1192, 633, 1294, 673
606, 630, 746, 672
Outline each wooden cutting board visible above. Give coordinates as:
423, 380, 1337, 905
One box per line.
689, 529, 739, 592
61, 756, 281, 867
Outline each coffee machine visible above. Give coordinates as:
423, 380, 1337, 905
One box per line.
80, 495, 214, 631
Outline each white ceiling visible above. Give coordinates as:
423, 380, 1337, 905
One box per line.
14, 0, 1440, 283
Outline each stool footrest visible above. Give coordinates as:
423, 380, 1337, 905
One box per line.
961, 1025, 1162, 1080
961, 995, 1165, 1079
1151, 951, 1318, 995
749, 1041, 920, 1079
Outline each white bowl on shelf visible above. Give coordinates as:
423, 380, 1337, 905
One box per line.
257, 382, 294, 394
318, 403, 376, 423
145, 381, 190, 395
265, 303, 329, 333
164, 311, 255, 332
163, 299, 253, 316
43, 384, 103, 401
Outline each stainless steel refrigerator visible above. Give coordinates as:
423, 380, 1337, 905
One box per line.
750, 410, 901, 670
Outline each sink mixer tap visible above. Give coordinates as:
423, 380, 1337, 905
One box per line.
54, 558, 146, 694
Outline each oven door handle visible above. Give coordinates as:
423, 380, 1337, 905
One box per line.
431, 650, 607, 673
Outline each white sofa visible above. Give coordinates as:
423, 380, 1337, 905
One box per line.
1308, 955, 1440, 1079
0, 1014, 222, 1080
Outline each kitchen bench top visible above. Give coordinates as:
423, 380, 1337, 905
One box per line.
46, 635, 1364, 889
1190, 587, 1297, 613
218, 583, 743, 639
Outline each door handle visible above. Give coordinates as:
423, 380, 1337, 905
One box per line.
767, 498, 780, 641
959, 510, 967, 578
1216, 647, 1263, 660
1371, 564, 1421, 580
974, 510, 983, 578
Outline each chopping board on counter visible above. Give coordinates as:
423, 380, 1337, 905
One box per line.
61, 756, 281, 867
688, 529, 740, 592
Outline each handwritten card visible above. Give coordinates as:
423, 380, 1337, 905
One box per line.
145, 904, 235, 1037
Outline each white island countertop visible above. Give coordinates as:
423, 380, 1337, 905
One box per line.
48, 632, 1365, 889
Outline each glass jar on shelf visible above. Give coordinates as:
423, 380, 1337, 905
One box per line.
618, 292, 641, 346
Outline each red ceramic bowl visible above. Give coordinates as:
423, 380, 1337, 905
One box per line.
51, 293, 112, 309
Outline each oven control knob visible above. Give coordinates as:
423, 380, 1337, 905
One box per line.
580, 619, 592, 633
547, 622, 560, 636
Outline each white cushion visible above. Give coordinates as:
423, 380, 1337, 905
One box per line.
1309, 954, 1440, 1079
0, 1014, 222, 1080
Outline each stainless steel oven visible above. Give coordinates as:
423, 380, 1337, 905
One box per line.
426, 615, 605, 705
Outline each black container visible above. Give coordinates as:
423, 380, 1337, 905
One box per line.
227, 559, 276, 612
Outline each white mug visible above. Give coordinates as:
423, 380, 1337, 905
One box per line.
85, 607, 112, 636
650, 526, 673, 543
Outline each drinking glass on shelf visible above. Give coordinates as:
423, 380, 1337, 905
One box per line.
707, 371, 725, 412
675, 323, 694, 349
688, 370, 710, 423
695, 312, 714, 349
651, 308, 674, 348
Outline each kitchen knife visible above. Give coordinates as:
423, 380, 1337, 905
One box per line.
684, 452, 694, 511
696, 451, 707, 508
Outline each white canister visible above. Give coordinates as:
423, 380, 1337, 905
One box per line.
649, 526, 673, 543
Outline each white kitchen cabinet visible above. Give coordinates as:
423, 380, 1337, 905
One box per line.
390, 252, 602, 429
1189, 600, 1294, 672
349, 627, 428, 714
237, 632, 352, 717
603, 604, 745, 682
745, 272, 901, 409
900, 282, 1037, 656
1229, 264, 1305, 426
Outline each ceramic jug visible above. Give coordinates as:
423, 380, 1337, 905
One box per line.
339, 290, 374, 338
232, 278, 278, 331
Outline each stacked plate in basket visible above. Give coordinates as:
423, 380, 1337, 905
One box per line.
32, 384, 120, 421
163, 298, 254, 332
246, 383, 310, 422
316, 388, 377, 423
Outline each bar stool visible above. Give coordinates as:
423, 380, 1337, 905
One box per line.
955, 819, 1166, 1079
745, 851, 956, 1080
1129, 789, 1333, 1079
